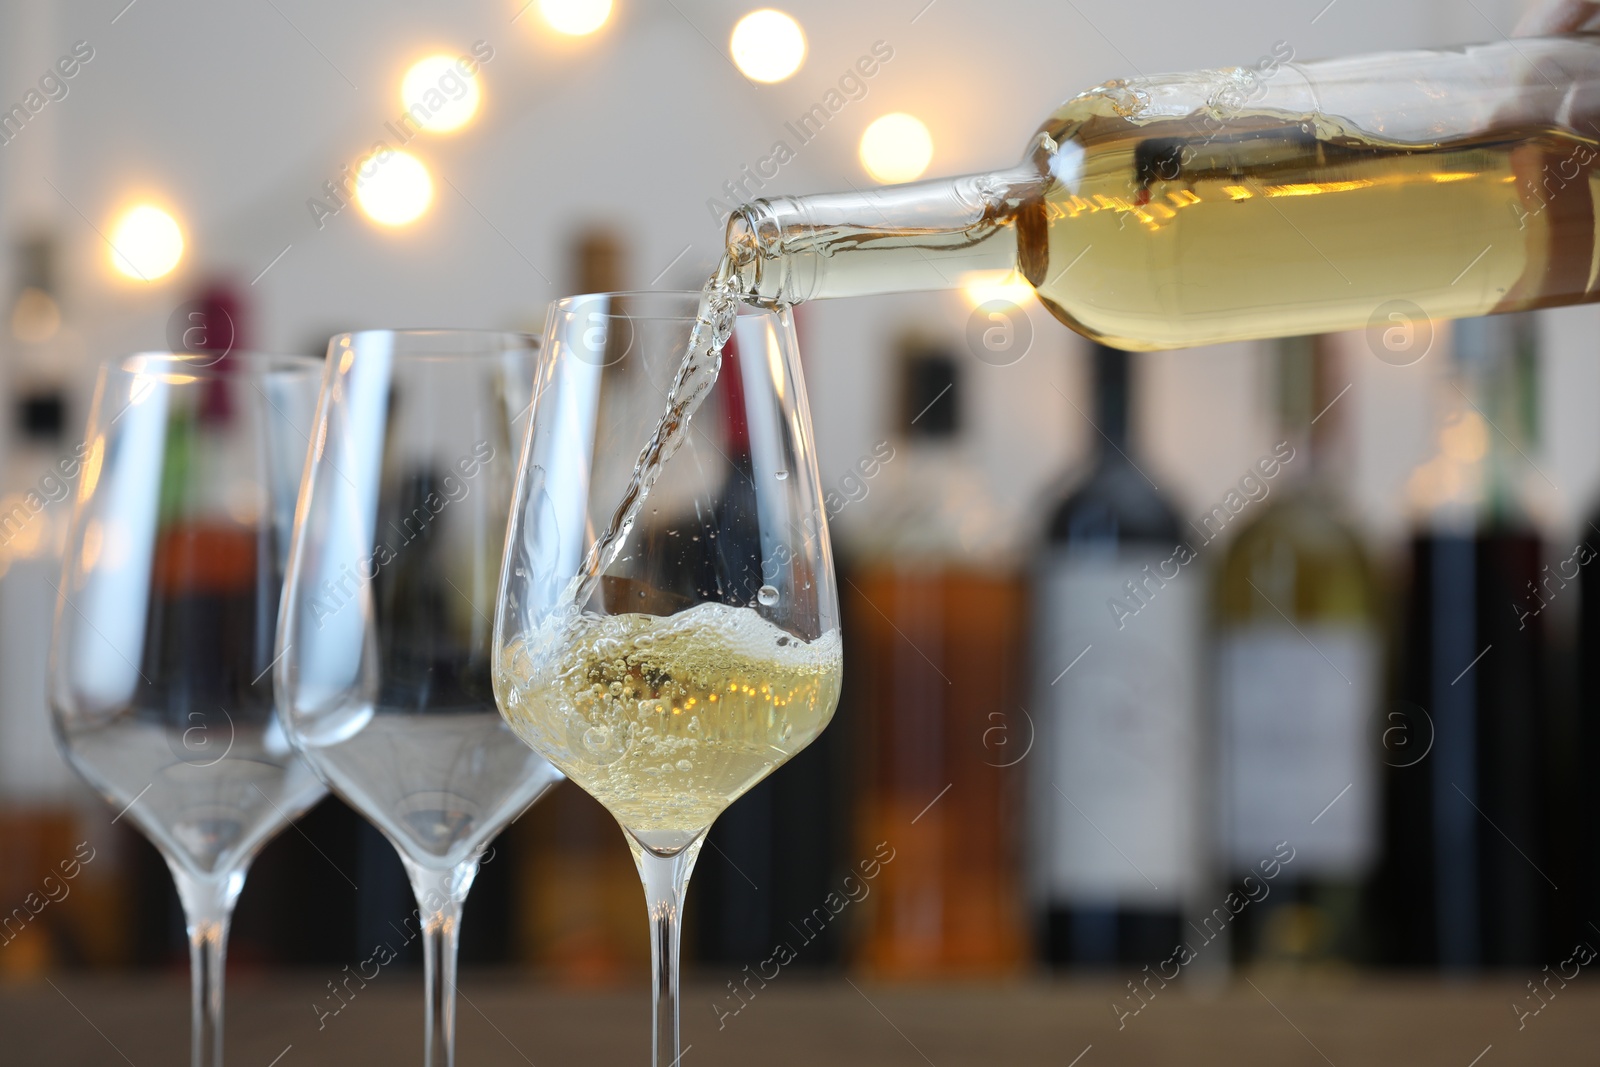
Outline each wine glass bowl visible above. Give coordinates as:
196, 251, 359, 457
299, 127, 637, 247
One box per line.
493, 291, 842, 1065
50, 351, 327, 1067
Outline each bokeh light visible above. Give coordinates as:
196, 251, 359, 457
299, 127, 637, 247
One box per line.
108, 205, 184, 281
962, 270, 1035, 309
401, 54, 482, 133
540, 0, 613, 36
859, 113, 934, 184
355, 150, 434, 227
730, 9, 806, 83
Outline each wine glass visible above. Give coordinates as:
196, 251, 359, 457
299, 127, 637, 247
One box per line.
493, 293, 843, 1067
50, 351, 329, 1067
276, 330, 563, 1067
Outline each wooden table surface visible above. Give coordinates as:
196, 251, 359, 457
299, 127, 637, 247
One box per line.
4, 971, 1590, 1065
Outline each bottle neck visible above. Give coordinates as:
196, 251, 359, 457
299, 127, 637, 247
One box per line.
725, 163, 1046, 307
1274, 337, 1319, 490
1093, 345, 1130, 456
1410, 315, 1539, 529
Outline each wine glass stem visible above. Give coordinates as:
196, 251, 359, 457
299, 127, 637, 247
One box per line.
633, 840, 702, 1067
170, 866, 245, 1067
402, 858, 480, 1067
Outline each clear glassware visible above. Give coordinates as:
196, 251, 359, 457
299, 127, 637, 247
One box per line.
50, 352, 328, 1067
276, 329, 562, 1067
493, 292, 844, 1067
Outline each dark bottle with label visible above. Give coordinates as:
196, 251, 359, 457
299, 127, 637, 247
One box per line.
1031, 343, 1203, 966
1383, 315, 1552, 969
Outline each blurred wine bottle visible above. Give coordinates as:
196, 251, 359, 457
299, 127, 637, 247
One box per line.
0, 234, 126, 971
692, 315, 851, 972
847, 339, 1026, 977
511, 228, 648, 980
1577, 476, 1600, 950
1030, 343, 1202, 966
1382, 315, 1552, 968
1213, 336, 1380, 968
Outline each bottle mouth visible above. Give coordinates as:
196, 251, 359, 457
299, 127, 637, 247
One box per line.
722, 200, 798, 307
724, 208, 759, 271
723, 205, 770, 305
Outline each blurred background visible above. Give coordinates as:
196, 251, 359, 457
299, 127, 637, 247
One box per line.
3, 0, 1600, 1059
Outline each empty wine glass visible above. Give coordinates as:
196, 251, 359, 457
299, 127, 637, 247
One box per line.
50, 352, 328, 1067
277, 330, 563, 1066
493, 293, 843, 1067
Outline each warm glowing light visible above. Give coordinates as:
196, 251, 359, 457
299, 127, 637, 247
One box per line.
962, 270, 1034, 308
0, 494, 41, 556
539, 0, 612, 35
1264, 179, 1375, 197
78, 438, 103, 502
355, 150, 434, 227
730, 9, 806, 83
401, 54, 482, 133
108, 205, 183, 281
859, 113, 933, 184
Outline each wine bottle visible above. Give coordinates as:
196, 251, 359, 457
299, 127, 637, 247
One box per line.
1382, 315, 1552, 968
847, 340, 1027, 976
1576, 493, 1600, 951
1213, 336, 1380, 967
1030, 343, 1202, 965
723, 35, 1600, 350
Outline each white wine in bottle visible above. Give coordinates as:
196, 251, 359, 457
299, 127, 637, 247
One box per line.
1213, 336, 1380, 967
726, 35, 1600, 350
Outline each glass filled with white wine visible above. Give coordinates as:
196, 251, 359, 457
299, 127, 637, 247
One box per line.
493, 292, 842, 1067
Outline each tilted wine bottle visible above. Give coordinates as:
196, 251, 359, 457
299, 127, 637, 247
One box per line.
725, 35, 1600, 350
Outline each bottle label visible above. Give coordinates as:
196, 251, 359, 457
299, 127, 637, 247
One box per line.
1217, 625, 1378, 875
1033, 549, 1201, 907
